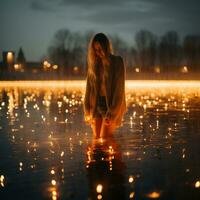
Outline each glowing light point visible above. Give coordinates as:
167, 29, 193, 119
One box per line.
51, 180, 56, 186
129, 192, 135, 198
147, 191, 160, 199
97, 194, 102, 199
96, 184, 103, 193
129, 176, 134, 183
0, 175, 5, 187
195, 181, 200, 188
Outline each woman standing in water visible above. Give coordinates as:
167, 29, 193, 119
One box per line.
83, 33, 126, 139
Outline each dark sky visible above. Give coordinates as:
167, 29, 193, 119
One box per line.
1, 0, 200, 61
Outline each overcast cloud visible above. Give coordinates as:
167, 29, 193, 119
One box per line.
0, 0, 200, 60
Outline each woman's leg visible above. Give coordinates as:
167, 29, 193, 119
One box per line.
91, 118, 103, 139
100, 118, 116, 138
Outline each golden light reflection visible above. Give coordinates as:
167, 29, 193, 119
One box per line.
146, 191, 161, 198
129, 176, 134, 183
52, 190, 57, 200
1, 80, 200, 199
129, 192, 135, 199
96, 184, 103, 193
181, 66, 188, 73
135, 67, 140, 73
195, 181, 200, 188
7, 52, 14, 63
0, 175, 5, 187
48, 187, 58, 200
51, 179, 56, 186
1, 80, 200, 92
97, 194, 102, 199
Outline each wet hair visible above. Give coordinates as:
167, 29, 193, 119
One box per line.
87, 33, 113, 81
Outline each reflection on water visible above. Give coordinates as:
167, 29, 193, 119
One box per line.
0, 82, 200, 199
86, 137, 126, 200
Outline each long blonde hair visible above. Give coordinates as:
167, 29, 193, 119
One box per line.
87, 33, 113, 81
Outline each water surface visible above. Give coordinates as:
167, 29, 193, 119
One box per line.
0, 81, 200, 199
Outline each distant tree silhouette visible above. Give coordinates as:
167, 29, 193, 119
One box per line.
130, 47, 137, 68
47, 28, 200, 76
134, 30, 157, 72
17, 47, 26, 65
111, 35, 132, 67
183, 35, 200, 71
48, 29, 95, 76
158, 31, 181, 72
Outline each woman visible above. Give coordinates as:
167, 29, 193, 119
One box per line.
83, 33, 126, 139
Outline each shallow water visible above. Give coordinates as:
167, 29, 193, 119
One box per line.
0, 84, 200, 200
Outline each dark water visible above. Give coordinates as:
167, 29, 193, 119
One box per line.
0, 87, 200, 200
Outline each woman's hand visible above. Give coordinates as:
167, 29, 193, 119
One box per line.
84, 113, 94, 124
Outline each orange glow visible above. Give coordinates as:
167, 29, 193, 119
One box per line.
129, 176, 134, 183
7, 52, 14, 63
14, 64, 20, 70
146, 191, 161, 198
43, 60, 48, 66
129, 192, 135, 198
97, 194, 102, 199
195, 181, 200, 188
53, 65, 58, 70
73, 66, 79, 71
51, 180, 56, 186
1, 81, 200, 93
135, 67, 140, 72
96, 184, 103, 193
154, 66, 160, 73
181, 66, 188, 73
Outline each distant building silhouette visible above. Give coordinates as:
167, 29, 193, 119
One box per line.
17, 47, 26, 70
1, 51, 15, 71
0, 49, 43, 74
